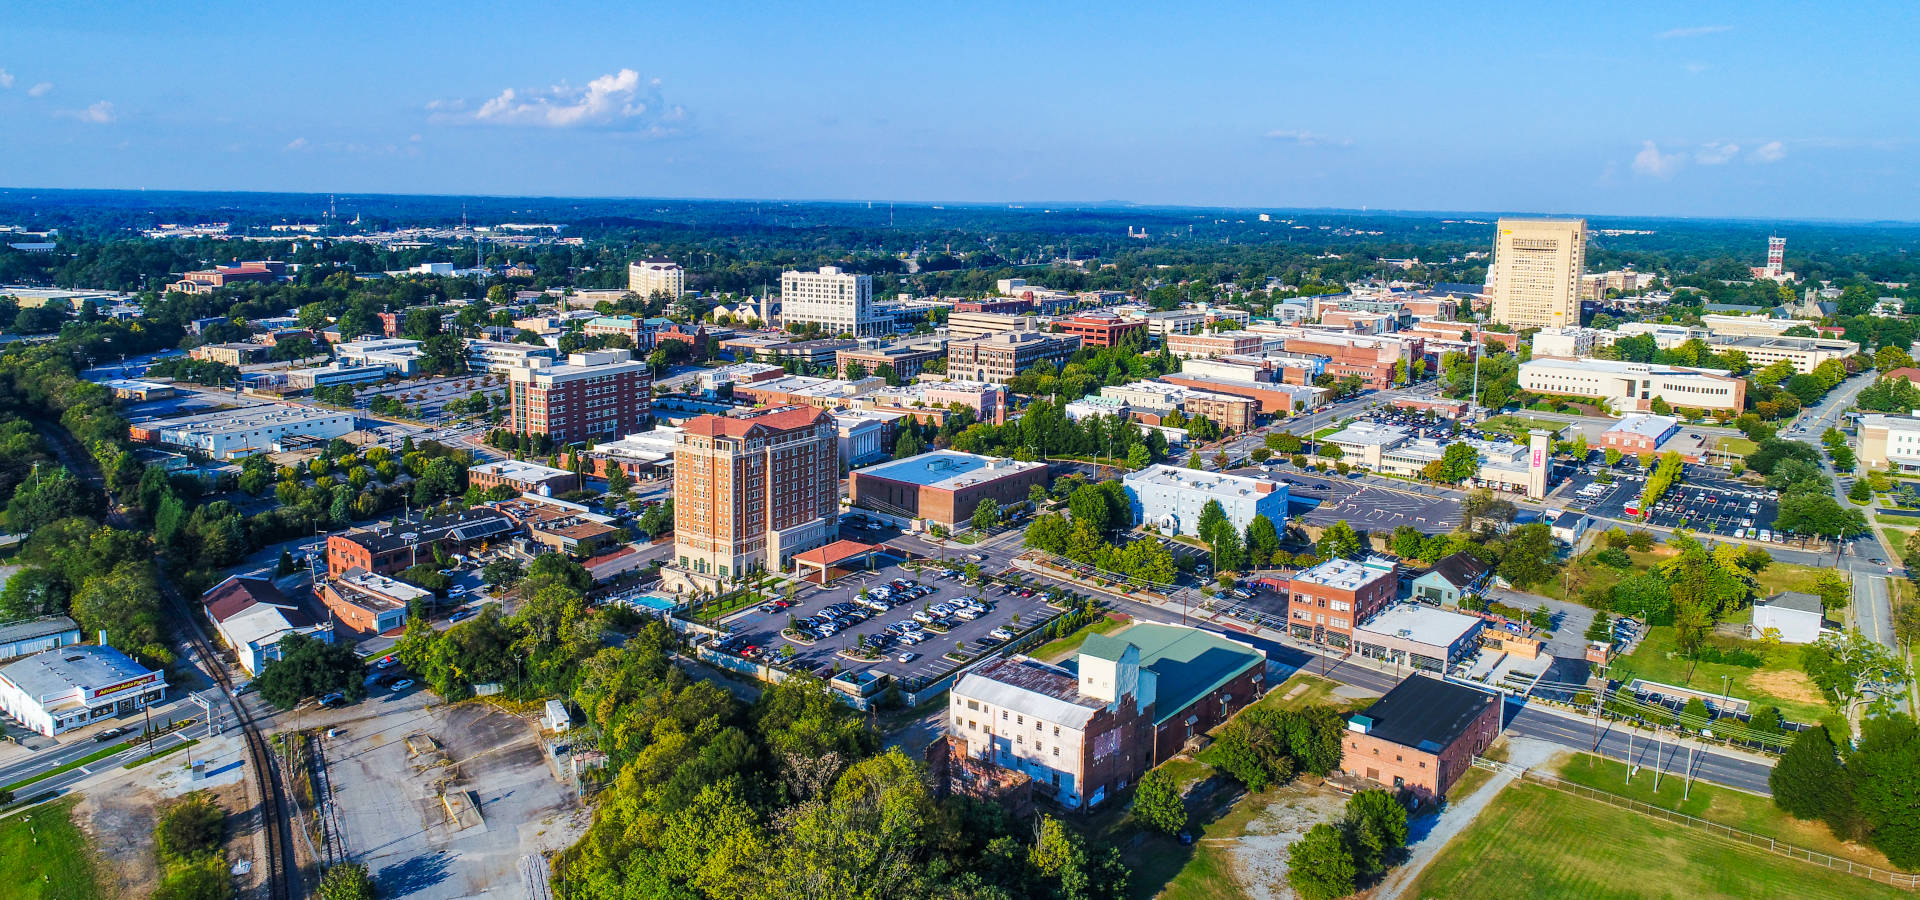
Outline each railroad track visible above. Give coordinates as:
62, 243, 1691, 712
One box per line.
159, 578, 297, 900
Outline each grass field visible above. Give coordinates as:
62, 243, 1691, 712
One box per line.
1480, 414, 1568, 440
1751, 560, 1833, 596
1715, 435, 1760, 458
0, 796, 103, 900
1556, 753, 1901, 870
1029, 613, 1131, 662
1618, 624, 1830, 724
1408, 782, 1911, 900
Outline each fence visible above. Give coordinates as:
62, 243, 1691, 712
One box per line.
1470, 757, 1920, 890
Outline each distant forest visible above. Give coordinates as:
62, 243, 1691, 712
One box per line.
3, 187, 1920, 296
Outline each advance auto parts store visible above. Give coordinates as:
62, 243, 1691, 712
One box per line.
0, 644, 169, 737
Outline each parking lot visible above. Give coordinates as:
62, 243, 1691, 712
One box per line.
1561, 463, 1784, 540
715, 558, 1064, 690
1248, 468, 1465, 535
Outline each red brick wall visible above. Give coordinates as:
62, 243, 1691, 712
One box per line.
1151, 665, 1264, 764
1341, 691, 1500, 802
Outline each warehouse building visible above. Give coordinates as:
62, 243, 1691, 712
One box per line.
1122, 465, 1288, 539
0, 616, 83, 662
135, 405, 357, 460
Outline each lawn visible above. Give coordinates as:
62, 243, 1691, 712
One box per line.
1751, 560, 1833, 596
1407, 781, 1911, 900
1556, 753, 1902, 871
0, 796, 104, 900
1617, 624, 1830, 724
1534, 544, 1677, 604
1029, 613, 1131, 663
1715, 435, 1760, 458
1480, 414, 1567, 440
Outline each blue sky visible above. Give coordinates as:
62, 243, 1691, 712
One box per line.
2, 1, 1917, 220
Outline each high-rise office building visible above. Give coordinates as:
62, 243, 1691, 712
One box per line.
1489, 217, 1587, 330
627, 257, 685, 299
672, 406, 838, 580
779, 266, 889, 337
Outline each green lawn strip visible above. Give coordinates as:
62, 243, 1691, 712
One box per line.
122, 739, 199, 770
2, 740, 133, 793
1309, 423, 1346, 441
0, 795, 104, 900
1029, 614, 1130, 663
1556, 753, 1902, 871
687, 590, 770, 623
1408, 781, 1910, 900
1618, 624, 1829, 724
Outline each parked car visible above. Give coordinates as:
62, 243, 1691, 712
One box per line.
390, 679, 416, 692
989, 627, 1016, 641
897, 652, 918, 663
94, 725, 131, 742
319, 692, 347, 708
449, 608, 479, 623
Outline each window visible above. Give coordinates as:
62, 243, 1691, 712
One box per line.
1002, 711, 1009, 720
1016, 715, 1023, 725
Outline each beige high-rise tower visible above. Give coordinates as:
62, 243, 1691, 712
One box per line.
1489, 217, 1587, 330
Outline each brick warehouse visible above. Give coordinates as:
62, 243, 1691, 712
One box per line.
849, 450, 1048, 528
1342, 674, 1501, 802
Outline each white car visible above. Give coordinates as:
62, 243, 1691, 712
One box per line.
989, 627, 1016, 641
897, 652, 918, 663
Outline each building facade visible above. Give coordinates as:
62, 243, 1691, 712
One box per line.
946, 331, 1081, 383
627, 257, 685, 298
1489, 217, 1587, 330
1287, 556, 1399, 648
1056, 312, 1145, 348
0, 644, 169, 737
1122, 465, 1288, 540
1342, 675, 1501, 802
672, 407, 839, 581
1519, 357, 1745, 413
849, 450, 1048, 528
507, 349, 654, 443
780, 266, 889, 337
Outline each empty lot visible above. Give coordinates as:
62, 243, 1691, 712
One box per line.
321, 702, 586, 899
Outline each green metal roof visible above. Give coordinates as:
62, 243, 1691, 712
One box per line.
1084, 623, 1265, 725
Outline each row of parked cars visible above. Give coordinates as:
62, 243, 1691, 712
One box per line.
790, 578, 938, 641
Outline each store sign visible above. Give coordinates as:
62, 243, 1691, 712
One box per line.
88, 672, 158, 700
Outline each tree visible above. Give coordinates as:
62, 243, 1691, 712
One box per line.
1604, 448, 1622, 466
1318, 520, 1361, 560
481, 558, 525, 589
1851, 713, 1920, 869
1246, 515, 1283, 565
1131, 769, 1187, 835
1287, 822, 1358, 900
1344, 789, 1409, 877
1126, 443, 1151, 470
1584, 612, 1613, 644
1814, 570, 1851, 612
1496, 523, 1556, 589
1801, 629, 1907, 708
971, 498, 1001, 532
605, 465, 632, 496
256, 632, 368, 709
155, 791, 226, 862
1195, 499, 1230, 547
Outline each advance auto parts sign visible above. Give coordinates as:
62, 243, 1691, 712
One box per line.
89, 671, 159, 701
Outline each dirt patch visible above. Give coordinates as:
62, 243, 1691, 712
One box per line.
1744, 668, 1825, 707
1215, 783, 1350, 900
73, 785, 160, 900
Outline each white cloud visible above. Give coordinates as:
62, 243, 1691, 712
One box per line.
1695, 142, 1740, 165
57, 101, 115, 124
1657, 24, 1733, 40
1632, 140, 1684, 177
28, 82, 52, 97
437, 68, 684, 132
1264, 129, 1351, 147
0, 69, 13, 89
1751, 141, 1787, 163
284, 137, 309, 151
1683, 61, 1710, 75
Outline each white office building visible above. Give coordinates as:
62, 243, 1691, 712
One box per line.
147, 405, 357, 460
1518, 357, 1744, 414
334, 337, 423, 375
780, 266, 890, 337
1122, 465, 1288, 539
466, 339, 558, 373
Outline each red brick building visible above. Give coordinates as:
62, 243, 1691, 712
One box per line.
1282, 333, 1422, 391
946, 331, 1081, 383
849, 450, 1048, 528
1287, 556, 1399, 648
671, 406, 838, 582
955, 298, 1033, 315
1342, 675, 1501, 802
169, 260, 286, 295
1056, 313, 1146, 349
324, 508, 516, 577
507, 349, 653, 443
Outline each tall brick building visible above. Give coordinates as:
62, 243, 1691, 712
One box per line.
671, 406, 838, 583
507, 349, 653, 444
1287, 556, 1399, 648
1056, 312, 1146, 349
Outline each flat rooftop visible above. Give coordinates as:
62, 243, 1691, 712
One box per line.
471, 459, 573, 481
1607, 414, 1679, 440
0, 644, 158, 700
1521, 357, 1731, 377
1350, 674, 1495, 753
856, 450, 1043, 490
1325, 422, 1412, 447
1294, 556, 1397, 591
1355, 603, 1482, 647
157, 404, 353, 431
1123, 464, 1283, 498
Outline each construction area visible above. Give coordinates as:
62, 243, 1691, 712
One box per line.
312, 701, 588, 899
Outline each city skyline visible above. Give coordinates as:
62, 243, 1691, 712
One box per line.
1, 2, 1918, 220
